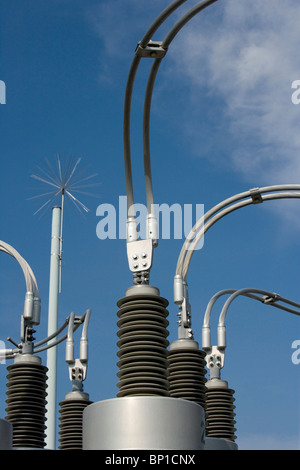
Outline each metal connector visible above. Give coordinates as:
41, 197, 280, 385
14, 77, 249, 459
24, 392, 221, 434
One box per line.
250, 187, 263, 204
69, 358, 87, 382
126, 216, 138, 243
127, 238, 153, 273
262, 293, 279, 304
205, 345, 225, 380
146, 213, 158, 247
135, 40, 167, 58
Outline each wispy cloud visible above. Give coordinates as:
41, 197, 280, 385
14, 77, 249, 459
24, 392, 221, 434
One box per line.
167, 0, 300, 185
89, 0, 300, 182
86, 0, 165, 84
87, 0, 300, 227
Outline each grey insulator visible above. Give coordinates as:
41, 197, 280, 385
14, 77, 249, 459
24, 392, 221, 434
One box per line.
5, 360, 48, 448
59, 393, 92, 450
205, 380, 237, 442
116, 289, 170, 397
168, 345, 207, 409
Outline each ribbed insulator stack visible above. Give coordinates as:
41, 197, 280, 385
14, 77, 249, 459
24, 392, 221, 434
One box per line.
205, 379, 237, 442
5, 355, 48, 449
116, 285, 170, 397
168, 339, 207, 409
59, 392, 92, 450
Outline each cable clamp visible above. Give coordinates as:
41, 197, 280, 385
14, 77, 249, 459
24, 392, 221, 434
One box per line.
69, 358, 87, 382
135, 40, 167, 58
205, 345, 225, 371
250, 187, 263, 204
262, 293, 279, 305
127, 238, 153, 273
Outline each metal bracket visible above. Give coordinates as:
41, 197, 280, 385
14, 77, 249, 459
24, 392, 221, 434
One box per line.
177, 296, 192, 329
250, 187, 263, 204
127, 238, 153, 273
135, 40, 167, 59
205, 345, 225, 375
69, 358, 87, 382
262, 293, 279, 305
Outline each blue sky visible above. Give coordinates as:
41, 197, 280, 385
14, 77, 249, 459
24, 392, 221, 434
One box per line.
0, 0, 299, 450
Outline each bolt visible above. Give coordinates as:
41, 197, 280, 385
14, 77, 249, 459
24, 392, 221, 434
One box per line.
133, 263, 139, 269
141, 252, 147, 258
132, 254, 138, 260
142, 262, 147, 267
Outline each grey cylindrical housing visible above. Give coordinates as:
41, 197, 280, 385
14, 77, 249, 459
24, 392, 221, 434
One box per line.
83, 396, 205, 450
0, 418, 13, 450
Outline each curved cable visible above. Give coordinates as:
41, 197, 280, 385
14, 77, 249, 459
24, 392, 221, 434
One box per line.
174, 185, 300, 280
124, 0, 189, 216
0, 241, 41, 327
218, 288, 300, 328
143, 0, 218, 211
203, 288, 264, 328
34, 318, 69, 347
182, 191, 300, 279
0, 242, 39, 295
202, 287, 300, 350
33, 313, 85, 354
81, 308, 91, 341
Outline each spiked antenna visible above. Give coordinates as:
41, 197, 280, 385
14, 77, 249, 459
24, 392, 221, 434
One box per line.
29, 155, 98, 292
29, 155, 98, 449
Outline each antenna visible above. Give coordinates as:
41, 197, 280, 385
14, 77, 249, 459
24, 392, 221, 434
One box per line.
29, 155, 99, 292
29, 155, 98, 449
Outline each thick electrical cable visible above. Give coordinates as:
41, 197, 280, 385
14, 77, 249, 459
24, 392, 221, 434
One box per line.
218, 288, 300, 328
202, 287, 300, 350
123, 0, 189, 216
33, 313, 86, 354
143, 0, 218, 214
0, 242, 39, 296
175, 187, 300, 280
182, 191, 300, 279
176, 184, 300, 277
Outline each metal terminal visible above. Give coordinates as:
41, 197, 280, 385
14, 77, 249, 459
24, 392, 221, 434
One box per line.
250, 187, 263, 204
205, 345, 225, 380
176, 281, 192, 335
127, 239, 153, 274
133, 270, 150, 285
135, 40, 167, 58
65, 310, 91, 384
69, 358, 87, 383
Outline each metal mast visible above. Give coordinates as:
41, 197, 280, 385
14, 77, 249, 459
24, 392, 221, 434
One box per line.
45, 206, 62, 449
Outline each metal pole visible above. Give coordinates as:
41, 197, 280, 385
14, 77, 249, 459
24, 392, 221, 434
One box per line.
45, 206, 62, 449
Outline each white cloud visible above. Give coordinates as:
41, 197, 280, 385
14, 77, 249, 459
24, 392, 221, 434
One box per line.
86, 0, 167, 83
167, 0, 300, 185
87, 0, 300, 227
